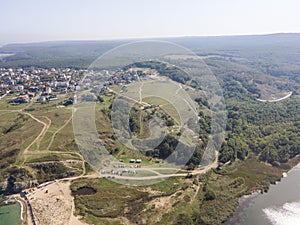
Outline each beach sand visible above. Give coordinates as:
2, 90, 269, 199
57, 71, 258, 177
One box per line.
25, 180, 87, 225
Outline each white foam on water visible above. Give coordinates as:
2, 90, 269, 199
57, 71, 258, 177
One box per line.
292, 164, 300, 171
282, 172, 287, 178
263, 202, 300, 225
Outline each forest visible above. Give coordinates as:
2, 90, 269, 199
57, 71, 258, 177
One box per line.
1, 34, 300, 168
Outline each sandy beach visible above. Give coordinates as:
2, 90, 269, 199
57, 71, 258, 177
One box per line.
15, 199, 24, 221
22, 180, 87, 225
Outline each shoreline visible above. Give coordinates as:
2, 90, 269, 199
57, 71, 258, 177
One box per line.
225, 160, 300, 224
15, 198, 24, 222
2, 156, 299, 225
0, 197, 23, 225
4, 195, 28, 225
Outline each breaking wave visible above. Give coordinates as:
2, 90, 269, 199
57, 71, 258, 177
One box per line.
263, 202, 300, 225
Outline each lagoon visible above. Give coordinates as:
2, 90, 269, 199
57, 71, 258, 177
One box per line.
0, 201, 22, 225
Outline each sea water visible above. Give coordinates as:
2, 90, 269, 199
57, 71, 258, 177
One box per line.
226, 163, 300, 225
0, 202, 22, 225
0, 53, 14, 58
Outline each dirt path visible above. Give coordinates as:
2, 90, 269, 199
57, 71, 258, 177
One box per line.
81, 151, 219, 181
24, 151, 87, 225
3, 89, 219, 225
257, 91, 293, 103
46, 115, 72, 151
192, 184, 201, 202
1, 102, 88, 225
175, 83, 182, 95
137, 75, 144, 104
22, 113, 51, 156
21, 150, 218, 225
107, 87, 151, 107
0, 106, 52, 161
36, 116, 51, 150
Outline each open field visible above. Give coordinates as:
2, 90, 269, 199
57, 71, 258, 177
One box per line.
0, 112, 44, 166
70, 177, 195, 225
24, 152, 82, 163
0, 54, 299, 225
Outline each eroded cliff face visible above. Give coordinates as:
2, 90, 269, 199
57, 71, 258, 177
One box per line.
0, 162, 81, 194
0, 180, 8, 192
10, 180, 38, 193
0, 179, 38, 193
0, 166, 37, 194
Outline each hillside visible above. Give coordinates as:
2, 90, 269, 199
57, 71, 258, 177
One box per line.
0, 34, 300, 224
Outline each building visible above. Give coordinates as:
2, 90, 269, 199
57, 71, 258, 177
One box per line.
45, 86, 52, 94
13, 95, 29, 103
15, 85, 24, 91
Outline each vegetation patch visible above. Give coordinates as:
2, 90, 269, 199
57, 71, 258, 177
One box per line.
72, 186, 97, 196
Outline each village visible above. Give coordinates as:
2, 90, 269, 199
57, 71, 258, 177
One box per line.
0, 67, 157, 105
0, 67, 84, 103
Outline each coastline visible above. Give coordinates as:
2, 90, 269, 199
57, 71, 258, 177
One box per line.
224, 191, 260, 225
3, 195, 28, 225
15, 198, 24, 222
225, 158, 300, 225
2, 156, 300, 225
0, 198, 23, 225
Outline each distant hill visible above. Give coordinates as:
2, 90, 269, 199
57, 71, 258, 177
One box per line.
0, 33, 300, 68
168, 33, 300, 48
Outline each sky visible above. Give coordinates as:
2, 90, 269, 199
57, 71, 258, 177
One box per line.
1, 0, 300, 44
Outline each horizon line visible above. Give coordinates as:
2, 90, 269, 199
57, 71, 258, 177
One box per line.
1, 32, 300, 46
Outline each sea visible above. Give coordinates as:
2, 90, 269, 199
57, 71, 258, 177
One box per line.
0, 201, 22, 225
0, 164, 299, 225
0, 53, 14, 58
226, 163, 300, 225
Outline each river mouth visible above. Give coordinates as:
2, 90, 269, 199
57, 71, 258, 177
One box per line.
72, 186, 97, 195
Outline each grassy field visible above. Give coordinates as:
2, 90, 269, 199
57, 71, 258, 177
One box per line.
0, 112, 44, 164
24, 152, 81, 163
70, 177, 192, 225
48, 117, 78, 152
0, 79, 295, 224
143, 96, 181, 124
142, 96, 169, 106
224, 155, 283, 193
0, 96, 30, 110
71, 178, 149, 222
95, 102, 150, 161
0, 93, 85, 185
34, 108, 73, 150
67, 153, 293, 225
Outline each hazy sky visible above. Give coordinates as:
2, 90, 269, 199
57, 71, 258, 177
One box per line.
1, 0, 300, 43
